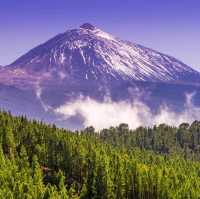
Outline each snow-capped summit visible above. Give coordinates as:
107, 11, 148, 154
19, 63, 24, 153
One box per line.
5, 23, 200, 87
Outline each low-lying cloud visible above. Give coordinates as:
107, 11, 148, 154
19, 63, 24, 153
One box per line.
55, 93, 200, 130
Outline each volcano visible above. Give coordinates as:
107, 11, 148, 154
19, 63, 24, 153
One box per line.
1, 23, 200, 129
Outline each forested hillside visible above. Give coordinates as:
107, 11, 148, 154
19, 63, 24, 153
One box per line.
1, 111, 200, 198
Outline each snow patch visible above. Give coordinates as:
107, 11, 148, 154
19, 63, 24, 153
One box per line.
94, 29, 115, 41
60, 53, 66, 63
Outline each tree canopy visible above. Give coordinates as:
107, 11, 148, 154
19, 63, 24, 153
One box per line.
0, 111, 200, 198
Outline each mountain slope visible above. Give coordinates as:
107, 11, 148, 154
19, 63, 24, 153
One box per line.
0, 23, 200, 129
6, 23, 200, 85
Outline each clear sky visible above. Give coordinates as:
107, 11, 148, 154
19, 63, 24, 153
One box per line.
0, 0, 200, 70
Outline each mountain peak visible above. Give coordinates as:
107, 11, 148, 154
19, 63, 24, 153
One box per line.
7, 24, 200, 85
80, 23, 96, 30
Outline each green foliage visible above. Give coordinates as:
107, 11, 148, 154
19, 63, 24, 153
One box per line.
0, 111, 200, 198
100, 122, 200, 160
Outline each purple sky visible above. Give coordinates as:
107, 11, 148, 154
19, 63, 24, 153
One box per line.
0, 0, 200, 70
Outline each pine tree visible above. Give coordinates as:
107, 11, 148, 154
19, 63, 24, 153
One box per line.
3, 126, 15, 158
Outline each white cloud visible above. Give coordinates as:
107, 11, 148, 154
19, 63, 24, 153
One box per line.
55, 93, 200, 130
35, 83, 52, 112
